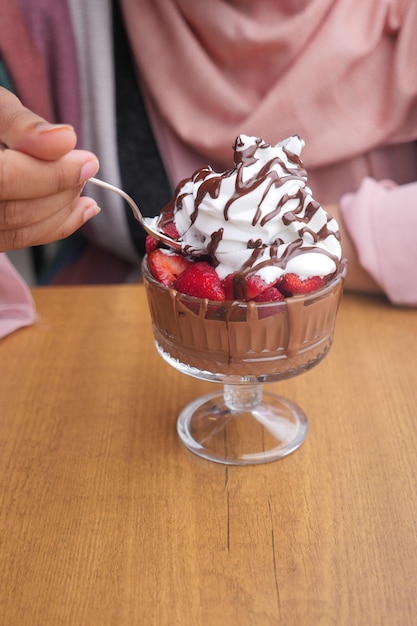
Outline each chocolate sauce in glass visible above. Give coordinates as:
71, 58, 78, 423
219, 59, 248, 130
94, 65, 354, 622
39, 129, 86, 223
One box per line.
143, 259, 347, 381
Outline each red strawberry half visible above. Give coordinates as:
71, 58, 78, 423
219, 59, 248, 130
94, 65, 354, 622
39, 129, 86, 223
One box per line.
145, 219, 180, 255
254, 286, 285, 302
161, 220, 180, 241
145, 235, 159, 254
157, 208, 180, 240
279, 273, 325, 295
174, 262, 225, 301
222, 272, 276, 302
147, 249, 192, 287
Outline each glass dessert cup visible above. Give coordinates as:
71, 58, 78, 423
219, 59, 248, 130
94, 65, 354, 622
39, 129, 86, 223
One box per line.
143, 258, 347, 465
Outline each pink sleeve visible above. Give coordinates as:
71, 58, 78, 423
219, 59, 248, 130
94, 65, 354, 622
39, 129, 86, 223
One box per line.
0, 253, 36, 339
340, 177, 417, 306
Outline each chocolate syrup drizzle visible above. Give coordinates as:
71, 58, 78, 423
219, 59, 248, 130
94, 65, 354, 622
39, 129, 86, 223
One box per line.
158, 136, 341, 299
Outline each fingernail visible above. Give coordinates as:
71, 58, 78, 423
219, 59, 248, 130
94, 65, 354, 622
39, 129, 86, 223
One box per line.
79, 158, 100, 183
83, 204, 101, 223
36, 121, 75, 134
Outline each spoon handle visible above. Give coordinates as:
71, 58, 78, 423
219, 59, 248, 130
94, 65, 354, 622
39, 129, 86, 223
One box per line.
88, 177, 143, 223
87, 177, 182, 252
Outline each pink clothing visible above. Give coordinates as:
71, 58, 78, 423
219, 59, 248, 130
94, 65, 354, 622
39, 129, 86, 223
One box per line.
121, 0, 417, 168
0, 254, 36, 339
0, 0, 53, 121
16, 0, 83, 139
0, 0, 82, 132
121, 0, 417, 305
340, 179, 417, 305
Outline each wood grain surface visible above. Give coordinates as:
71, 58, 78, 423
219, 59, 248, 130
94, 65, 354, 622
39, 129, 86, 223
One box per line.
0, 285, 416, 626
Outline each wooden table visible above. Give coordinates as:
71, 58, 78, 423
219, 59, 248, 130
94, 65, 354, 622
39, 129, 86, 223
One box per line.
0, 285, 416, 626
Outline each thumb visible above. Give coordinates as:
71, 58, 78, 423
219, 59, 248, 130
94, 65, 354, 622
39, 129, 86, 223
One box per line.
0, 87, 77, 161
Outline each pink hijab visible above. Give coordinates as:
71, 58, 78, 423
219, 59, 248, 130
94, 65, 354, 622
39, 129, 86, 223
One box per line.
120, 0, 417, 171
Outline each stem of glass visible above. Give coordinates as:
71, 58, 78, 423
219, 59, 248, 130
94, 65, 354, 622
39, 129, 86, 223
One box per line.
223, 383, 263, 412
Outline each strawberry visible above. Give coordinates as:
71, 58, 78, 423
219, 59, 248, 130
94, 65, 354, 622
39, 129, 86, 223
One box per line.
174, 262, 225, 301
158, 208, 180, 239
221, 274, 235, 300
145, 235, 159, 254
222, 273, 271, 301
161, 220, 180, 241
254, 286, 285, 302
147, 249, 192, 287
279, 273, 325, 295
145, 219, 179, 254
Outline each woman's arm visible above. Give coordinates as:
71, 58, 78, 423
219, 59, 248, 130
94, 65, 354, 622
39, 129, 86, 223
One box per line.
330, 176, 417, 306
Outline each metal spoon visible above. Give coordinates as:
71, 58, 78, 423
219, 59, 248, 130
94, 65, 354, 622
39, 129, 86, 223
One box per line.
88, 177, 182, 251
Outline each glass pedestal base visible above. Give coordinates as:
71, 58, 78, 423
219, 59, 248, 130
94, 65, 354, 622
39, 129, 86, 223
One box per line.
176, 384, 309, 465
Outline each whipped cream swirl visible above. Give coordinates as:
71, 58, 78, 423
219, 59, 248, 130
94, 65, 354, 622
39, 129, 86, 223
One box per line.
158, 134, 342, 282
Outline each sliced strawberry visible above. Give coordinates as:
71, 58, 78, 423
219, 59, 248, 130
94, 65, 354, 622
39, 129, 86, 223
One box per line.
221, 274, 237, 300
222, 273, 271, 302
158, 208, 179, 239
254, 286, 285, 302
279, 273, 325, 295
146, 218, 179, 254
147, 249, 192, 287
174, 262, 225, 301
145, 235, 159, 254
161, 220, 180, 241
246, 275, 273, 300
